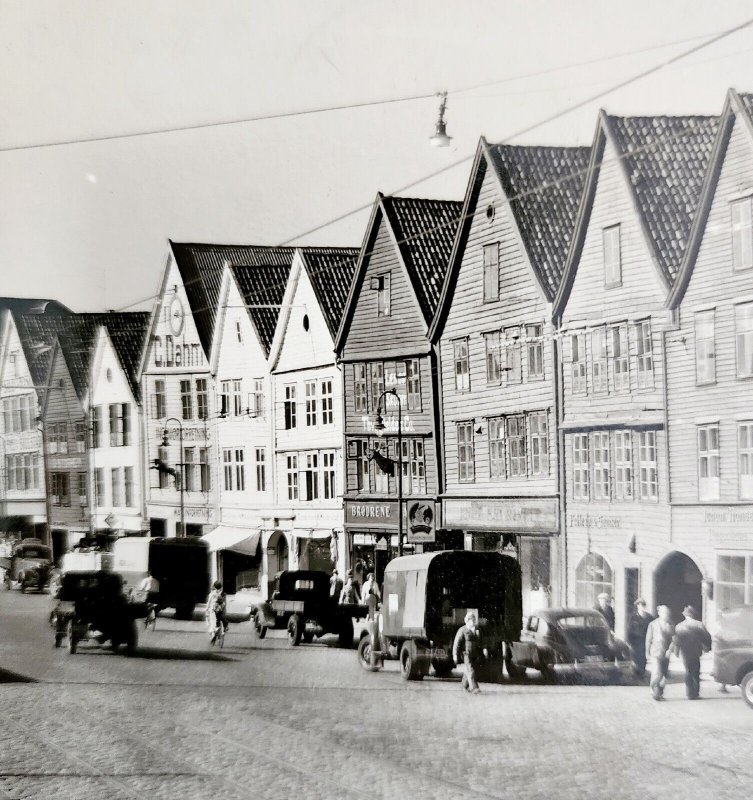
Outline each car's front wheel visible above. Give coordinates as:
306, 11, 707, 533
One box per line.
741, 670, 753, 709
287, 614, 302, 646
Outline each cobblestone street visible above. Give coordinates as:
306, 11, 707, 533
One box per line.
1, 590, 750, 800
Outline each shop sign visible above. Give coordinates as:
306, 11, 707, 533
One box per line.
184, 506, 212, 522
405, 499, 435, 544
345, 500, 399, 529
443, 498, 558, 533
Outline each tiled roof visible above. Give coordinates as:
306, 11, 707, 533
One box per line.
231, 261, 294, 357
738, 92, 753, 125
0, 298, 70, 316
487, 144, 592, 298
100, 312, 150, 400
299, 248, 360, 338
13, 311, 75, 390
382, 196, 462, 322
169, 242, 296, 357
607, 114, 720, 284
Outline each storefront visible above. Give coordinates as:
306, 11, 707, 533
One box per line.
443, 498, 560, 616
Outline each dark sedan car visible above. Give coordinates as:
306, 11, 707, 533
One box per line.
712, 604, 753, 708
511, 608, 632, 682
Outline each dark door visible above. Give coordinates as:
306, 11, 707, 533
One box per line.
149, 518, 166, 537
624, 568, 639, 635
654, 552, 703, 623
51, 529, 67, 565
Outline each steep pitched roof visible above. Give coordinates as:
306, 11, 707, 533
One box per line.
231, 259, 295, 357
739, 92, 753, 121
381, 196, 462, 323
13, 311, 76, 390
169, 242, 296, 357
299, 247, 360, 338
0, 298, 70, 316
606, 114, 720, 285
486, 143, 592, 298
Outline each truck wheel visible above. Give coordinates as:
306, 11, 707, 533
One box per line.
338, 617, 354, 649
174, 604, 195, 621
505, 647, 527, 681
287, 614, 302, 646
357, 635, 381, 672
253, 612, 267, 639
400, 641, 423, 681
741, 671, 753, 708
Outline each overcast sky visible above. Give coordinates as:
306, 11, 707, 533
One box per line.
1, 1, 752, 312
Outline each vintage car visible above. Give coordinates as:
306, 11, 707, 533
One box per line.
1, 538, 53, 592
357, 550, 523, 681
53, 570, 140, 655
511, 608, 632, 682
712, 604, 753, 708
254, 570, 367, 647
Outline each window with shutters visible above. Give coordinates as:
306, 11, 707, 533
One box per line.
697, 424, 720, 501
529, 412, 548, 476
735, 302, 753, 379
504, 327, 521, 384
614, 431, 633, 500
592, 432, 610, 500
353, 365, 367, 413
483, 243, 500, 301
485, 331, 502, 383
571, 333, 587, 394
457, 422, 475, 482
591, 327, 607, 393
609, 324, 629, 392
694, 310, 716, 385
507, 416, 527, 477
572, 434, 589, 500
635, 320, 654, 389
284, 384, 297, 429
638, 431, 658, 501
180, 380, 193, 420
739, 422, 753, 500
603, 225, 622, 287
731, 197, 753, 271
489, 417, 506, 479
453, 339, 470, 392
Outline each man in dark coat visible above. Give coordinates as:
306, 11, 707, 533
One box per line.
627, 599, 654, 677
453, 612, 486, 694
645, 605, 675, 701
594, 592, 615, 633
673, 605, 712, 700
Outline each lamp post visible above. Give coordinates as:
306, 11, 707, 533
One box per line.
162, 418, 185, 538
373, 388, 403, 558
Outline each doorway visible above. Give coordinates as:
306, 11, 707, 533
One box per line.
51, 529, 67, 565
654, 551, 703, 622
266, 531, 289, 597
624, 567, 639, 635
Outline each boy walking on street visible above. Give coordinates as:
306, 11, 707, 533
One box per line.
673, 605, 712, 700
645, 605, 675, 701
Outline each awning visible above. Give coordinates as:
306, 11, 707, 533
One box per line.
292, 528, 333, 540
202, 525, 261, 556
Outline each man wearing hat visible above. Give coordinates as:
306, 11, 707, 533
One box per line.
452, 611, 486, 694
627, 599, 654, 677
673, 605, 712, 700
645, 605, 675, 701
594, 592, 615, 633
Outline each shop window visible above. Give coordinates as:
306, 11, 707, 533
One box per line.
575, 552, 613, 608
717, 555, 753, 610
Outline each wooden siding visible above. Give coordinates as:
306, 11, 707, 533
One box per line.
667, 115, 753, 504
440, 162, 558, 497
341, 220, 427, 361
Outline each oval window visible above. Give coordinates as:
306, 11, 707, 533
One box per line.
486, 204, 495, 222
302, 314, 310, 332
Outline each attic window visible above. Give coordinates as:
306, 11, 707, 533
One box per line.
371, 273, 391, 318
603, 225, 622, 288
303, 314, 310, 332
235, 320, 243, 344
106, 368, 113, 383
486, 204, 495, 222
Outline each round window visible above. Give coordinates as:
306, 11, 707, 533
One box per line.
486, 204, 495, 221
302, 314, 310, 332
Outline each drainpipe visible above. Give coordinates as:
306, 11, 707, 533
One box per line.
554, 317, 567, 607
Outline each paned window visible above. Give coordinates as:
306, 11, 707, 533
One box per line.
571, 333, 587, 394
157, 446, 169, 489
489, 417, 506, 479
529, 412, 548, 476
483, 243, 500, 301
50, 472, 70, 507
507, 415, 526, 477
304, 453, 319, 500
735, 303, 753, 378
196, 379, 209, 420
370, 363, 384, 410
592, 432, 610, 500
457, 422, 475, 482
697, 424, 720, 501
610, 324, 629, 391
717, 555, 753, 610
77, 472, 86, 507
287, 455, 299, 500
321, 380, 334, 425
572, 434, 589, 499
453, 338, 470, 392
95, 468, 105, 507
248, 379, 264, 418
305, 381, 317, 426
350, 439, 369, 491
180, 380, 193, 420
575, 553, 613, 608
504, 327, 521, 383
614, 431, 633, 500
109, 404, 130, 447
376, 273, 391, 317
111, 467, 122, 507
731, 197, 753, 271
124, 467, 134, 507
592, 327, 607, 393
183, 447, 196, 492
5, 453, 40, 491
198, 448, 210, 492
638, 431, 658, 501
402, 439, 426, 494
603, 225, 622, 287
353, 365, 367, 413
526, 324, 544, 380
91, 405, 102, 448
695, 310, 716, 385
255, 448, 266, 492
154, 379, 166, 419
635, 320, 654, 389
284, 384, 297, 429
323, 451, 336, 499
220, 380, 231, 417
233, 380, 243, 416
406, 359, 421, 411
373, 442, 390, 493
223, 449, 234, 492
75, 422, 87, 453
235, 449, 245, 492
485, 331, 502, 383
739, 422, 753, 500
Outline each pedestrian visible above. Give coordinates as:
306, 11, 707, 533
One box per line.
645, 604, 675, 701
329, 569, 343, 600
361, 572, 381, 603
452, 611, 487, 694
673, 605, 712, 700
594, 592, 615, 632
206, 580, 228, 642
339, 570, 361, 605
627, 598, 654, 677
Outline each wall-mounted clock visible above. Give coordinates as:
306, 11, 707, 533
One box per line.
169, 295, 185, 336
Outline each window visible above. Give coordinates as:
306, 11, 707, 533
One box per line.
453, 339, 470, 392
157, 446, 169, 489
284, 384, 297, 429
695, 310, 716, 385
95, 468, 105, 507
610, 325, 629, 391
219, 380, 231, 417
305, 381, 317, 426
614, 431, 633, 500
406, 359, 421, 411
504, 327, 521, 383
124, 467, 134, 507
199, 448, 210, 492
180, 380, 193, 420
323, 451, 336, 499
403, 439, 426, 494
111, 467, 122, 507
235, 449, 245, 491
638, 431, 658, 501
735, 303, 753, 378
698, 424, 720, 501
287, 455, 299, 500
367, 363, 383, 412
77, 472, 86, 507
373, 441, 390, 493
75, 422, 87, 453
196, 379, 209, 420
48, 421, 68, 455
731, 197, 753, 271
89, 405, 101, 448
529, 412, 548, 476
572, 434, 589, 499
592, 432, 610, 500
591, 327, 607, 393
235, 319, 243, 343
485, 332, 502, 383
635, 320, 653, 389
321, 380, 333, 425
717, 555, 753, 610
5, 453, 39, 491
603, 225, 622, 287
483, 243, 500, 301
376, 273, 391, 317
526, 324, 544, 380
154, 379, 166, 419
248, 379, 264, 418
50, 472, 70, 507
571, 333, 587, 394
350, 439, 369, 491
303, 453, 319, 500
255, 448, 266, 492
457, 422, 475, 482
183, 447, 196, 492
489, 418, 506, 479
739, 423, 753, 500
223, 449, 233, 491
575, 552, 613, 608
109, 404, 130, 447
233, 380, 243, 417
507, 416, 526, 477
353, 365, 367, 414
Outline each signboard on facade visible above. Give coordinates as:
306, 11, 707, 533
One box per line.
345, 500, 399, 530
405, 499, 435, 543
443, 498, 559, 533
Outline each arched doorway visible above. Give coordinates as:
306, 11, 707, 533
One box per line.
654, 551, 703, 623
574, 552, 613, 608
265, 531, 289, 597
